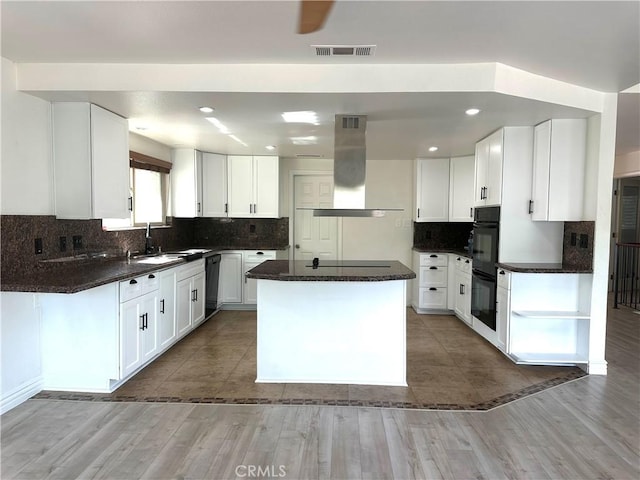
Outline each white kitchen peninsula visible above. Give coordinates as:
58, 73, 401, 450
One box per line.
246, 260, 416, 386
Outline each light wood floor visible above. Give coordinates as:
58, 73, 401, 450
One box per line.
2, 302, 639, 479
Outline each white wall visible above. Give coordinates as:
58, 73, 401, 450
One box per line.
1, 57, 54, 215
0, 293, 43, 414
614, 150, 640, 178
280, 157, 414, 268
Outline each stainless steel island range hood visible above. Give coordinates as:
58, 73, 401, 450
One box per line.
311, 114, 402, 217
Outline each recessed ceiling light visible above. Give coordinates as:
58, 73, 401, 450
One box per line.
291, 136, 318, 145
199, 106, 214, 113
428, 146, 439, 152
465, 108, 481, 116
282, 111, 319, 125
265, 145, 276, 151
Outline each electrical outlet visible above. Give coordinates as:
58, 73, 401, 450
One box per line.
425, 231, 432, 240
249, 224, 256, 234
570, 232, 577, 246
59, 236, 67, 252
72, 235, 83, 250
34, 238, 43, 255
580, 234, 588, 248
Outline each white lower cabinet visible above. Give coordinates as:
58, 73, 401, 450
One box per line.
37, 260, 206, 393
453, 256, 472, 325
503, 270, 592, 366
120, 290, 158, 379
495, 270, 511, 352
119, 272, 160, 379
219, 252, 243, 304
219, 250, 276, 308
157, 268, 177, 350
176, 260, 206, 337
412, 252, 449, 313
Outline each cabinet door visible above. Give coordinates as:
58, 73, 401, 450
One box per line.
176, 277, 193, 337
191, 272, 206, 326
52, 103, 93, 219
454, 270, 466, 320
90, 105, 131, 219
243, 262, 261, 304
418, 287, 448, 309
140, 292, 158, 363
158, 270, 176, 350
120, 299, 143, 378
449, 155, 475, 222
485, 129, 504, 206
228, 155, 254, 217
219, 253, 243, 304
474, 138, 489, 206
202, 152, 228, 217
531, 121, 552, 220
171, 148, 203, 218
415, 158, 449, 222
253, 156, 279, 217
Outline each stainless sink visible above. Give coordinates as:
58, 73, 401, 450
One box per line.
133, 254, 183, 265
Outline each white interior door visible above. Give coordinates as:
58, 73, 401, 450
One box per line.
294, 175, 339, 261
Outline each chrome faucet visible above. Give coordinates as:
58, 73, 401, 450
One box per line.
145, 223, 154, 254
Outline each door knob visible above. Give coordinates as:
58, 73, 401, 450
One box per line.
295, 244, 300, 249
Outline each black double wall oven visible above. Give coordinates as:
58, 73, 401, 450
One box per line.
471, 206, 500, 330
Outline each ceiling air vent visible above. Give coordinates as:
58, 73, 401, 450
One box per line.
296, 154, 323, 158
312, 45, 376, 57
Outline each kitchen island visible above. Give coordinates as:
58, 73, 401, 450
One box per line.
246, 260, 416, 386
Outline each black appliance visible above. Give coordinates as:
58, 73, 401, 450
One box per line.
205, 253, 221, 317
471, 206, 500, 330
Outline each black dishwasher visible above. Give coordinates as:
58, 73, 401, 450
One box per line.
205, 253, 221, 317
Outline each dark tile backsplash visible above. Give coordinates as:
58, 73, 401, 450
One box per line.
192, 217, 289, 250
563, 221, 594, 269
413, 222, 473, 251
1, 215, 288, 278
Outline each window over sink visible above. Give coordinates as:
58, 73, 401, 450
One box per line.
102, 151, 171, 230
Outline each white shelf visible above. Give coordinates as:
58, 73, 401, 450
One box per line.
509, 352, 588, 365
512, 310, 590, 320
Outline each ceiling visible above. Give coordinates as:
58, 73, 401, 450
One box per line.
2, 0, 639, 160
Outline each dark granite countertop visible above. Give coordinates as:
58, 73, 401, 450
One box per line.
1, 257, 187, 294
413, 247, 472, 258
246, 260, 416, 282
496, 262, 593, 274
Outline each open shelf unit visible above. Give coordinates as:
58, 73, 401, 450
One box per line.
507, 272, 592, 366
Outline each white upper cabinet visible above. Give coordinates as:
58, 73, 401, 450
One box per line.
53, 103, 130, 219
171, 148, 203, 218
474, 129, 504, 207
201, 152, 228, 217
449, 155, 475, 222
228, 155, 279, 218
415, 158, 450, 222
530, 119, 587, 221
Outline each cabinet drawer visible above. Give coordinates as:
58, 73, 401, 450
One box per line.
497, 268, 511, 289
175, 258, 205, 282
120, 272, 159, 303
454, 255, 472, 274
244, 250, 276, 263
419, 266, 448, 287
419, 253, 448, 267
418, 287, 448, 309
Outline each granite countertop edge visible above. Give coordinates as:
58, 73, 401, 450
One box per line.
1, 258, 187, 294
246, 260, 416, 282
496, 262, 593, 274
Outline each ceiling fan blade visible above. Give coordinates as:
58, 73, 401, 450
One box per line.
298, 0, 335, 34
